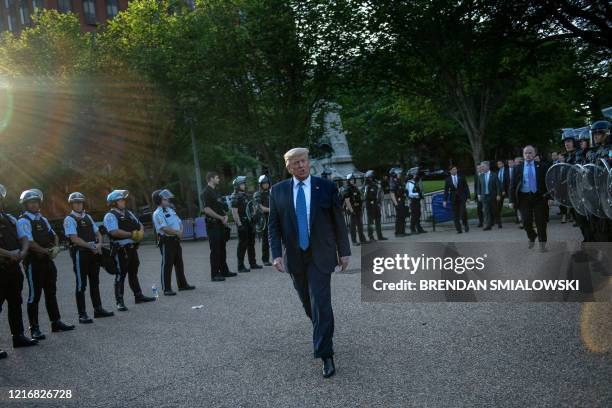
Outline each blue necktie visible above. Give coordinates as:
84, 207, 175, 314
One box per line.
296, 182, 309, 250
528, 164, 536, 192
484, 173, 489, 195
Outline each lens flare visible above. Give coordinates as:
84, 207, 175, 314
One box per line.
0, 80, 14, 133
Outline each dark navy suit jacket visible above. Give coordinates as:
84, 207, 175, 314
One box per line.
268, 176, 350, 275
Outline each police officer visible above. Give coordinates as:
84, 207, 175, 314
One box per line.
231, 176, 262, 273
575, 127, 591, 164
0, 184, 38, 356
586, 120, 612, 242
152, 189, 195, 296
560, 130, 577, 224
389, 168, 408, 237
407, 174, 427, 233
64, 192, 114, 324
202, 171, 235, 281
343, 174, 368, 246
363, 170, 387, 241
253, 175, 272, 266
17, 189, 74, 340
103, 190, 155, 311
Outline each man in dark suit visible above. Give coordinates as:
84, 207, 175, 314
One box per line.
509, 145, 551, 251
477, 161, 501, 231
268, 147, 350, 378
443, 166, 470, 233
495, 160, 510, 228
473, 164, 484, 227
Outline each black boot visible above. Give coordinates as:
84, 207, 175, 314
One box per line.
0, 349, 7, 359
263, 261, 272, 266
79, 313, 94, 324
164, 290, 177, 296
250, 263, 263, 269
238, 265, 250, 273
13, 334, 38, 348
94, 307, 114, 318
116, 299, 128, 312
178, 284, 196, 291
51, 320, 75, 332
30, 326, 46, 340
135, 293, 156, 303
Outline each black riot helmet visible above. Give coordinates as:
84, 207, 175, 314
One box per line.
364, 170, 375, 180
258, 175, 270, 186
152, 189, 174, 206
233, 176, 247, 191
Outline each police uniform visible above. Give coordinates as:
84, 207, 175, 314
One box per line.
586, 121, 612, 242
152, 203, 193, 293
407, 178, 426, 233
253, 179, 271, 265
363, 172, 386, 241
64, 209, 113, 321
18, 209, 74, 338
343, 177, 367, 245
231, 181, 260, 272
202, 184, 232, 280
104, 207, 153, 309
0, 210, 38, 349
389, 171, 407, 236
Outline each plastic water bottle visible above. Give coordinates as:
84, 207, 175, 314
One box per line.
152, 285, 159, 299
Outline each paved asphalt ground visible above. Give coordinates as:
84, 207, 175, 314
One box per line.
1, 219, 610, 407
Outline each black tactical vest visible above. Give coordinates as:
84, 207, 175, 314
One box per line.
69, 213, 96, 243
109, 209, 140, 240
0, 213, 20, 251
22, 215, 53, 248
345, 185, 363, 209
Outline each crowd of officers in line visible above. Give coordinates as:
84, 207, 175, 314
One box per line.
0, 187, 197, 359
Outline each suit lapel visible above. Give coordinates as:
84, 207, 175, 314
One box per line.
309, 176, 319, 229
287, 179, 298, 234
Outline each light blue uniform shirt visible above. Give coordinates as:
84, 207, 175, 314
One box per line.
2, 212, 28, 241
103, 209, 141, 246
17, 211, 53, 241
152, 206, 182, 236
63, 211, 99, 243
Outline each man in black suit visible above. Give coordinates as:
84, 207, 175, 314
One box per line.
477, 161, 501, 231
495, 160, 510, 228
443, 166, 470, 233
509, 145, 551, 251
268, 147, 351, 378
473, 164, 484, 227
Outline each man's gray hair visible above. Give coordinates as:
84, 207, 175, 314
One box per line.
284, 147, 309, 165
480, 161, 490, 167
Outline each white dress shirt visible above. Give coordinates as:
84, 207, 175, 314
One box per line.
452, 175, 458, 188
292, 175, 311, 226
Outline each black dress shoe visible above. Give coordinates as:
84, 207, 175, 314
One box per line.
79, 314, 94, 324
178, 285, 196, 291
465, 226, 470, 232
477, 223, 483, 228
30, 326, 46, 340
378, 237, 388, 241
223, 271, 238, 277
13, 334, 37, 348
498, 224, 503, 229
164, 290, 177, 296
263, 262, 272, 266
135, 295, 156, 303
238, 266, 250, 273
211, 276, 226, 282
250, 264, 263, 269
457, 230, 463, 234
322, 357, 336, 378
116, 300, 128, 312
51, 320, 75, 332
94, 307, 114, 318
0, 349, 7, 359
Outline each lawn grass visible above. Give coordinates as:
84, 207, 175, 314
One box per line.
423, 175, 475, 194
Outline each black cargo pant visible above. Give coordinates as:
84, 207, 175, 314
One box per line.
394, 201, 407, 235
261, 226, 270, 263
350, 208, 367, 243
70, 247, 102, 315
113, 244, 144, 301
207, 223, 230, 279
24, 255, 61, 327
0, 262, 25, 335
366, 205, 384, 240
237, 222, 257, 268
159, 236, 188, 291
